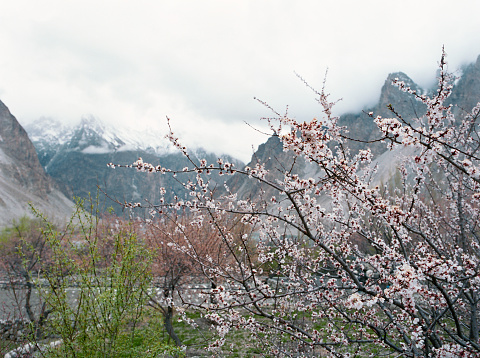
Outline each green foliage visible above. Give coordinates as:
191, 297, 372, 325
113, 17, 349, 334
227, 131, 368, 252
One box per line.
111, 316, 186, 358
23, 198, 179, 358
0, 215, 41, 245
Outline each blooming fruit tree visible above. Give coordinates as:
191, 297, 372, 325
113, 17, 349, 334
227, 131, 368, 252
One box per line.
111, 51, 480, 357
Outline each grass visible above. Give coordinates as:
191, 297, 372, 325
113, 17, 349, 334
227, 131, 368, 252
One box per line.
3, 303, 401, 357
172, 310, 264, 357
0, 337, 24, 357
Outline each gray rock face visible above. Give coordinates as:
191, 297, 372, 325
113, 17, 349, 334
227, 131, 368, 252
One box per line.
0, 101, 74, 226
448, 54, 480, 116
0, 101, 52, 198
338, 71, 427, 157
224, 135, 287, 201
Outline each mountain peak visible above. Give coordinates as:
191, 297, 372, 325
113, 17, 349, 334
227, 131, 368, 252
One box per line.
387, 71, 410, 81
377, 71, 424, 116
80, 115, 105, 131
385, 72, 422, 93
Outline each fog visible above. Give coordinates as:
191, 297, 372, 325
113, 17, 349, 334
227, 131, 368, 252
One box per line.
0, 0, 479, 161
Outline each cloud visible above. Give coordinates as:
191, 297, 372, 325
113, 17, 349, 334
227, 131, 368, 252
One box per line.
81, 145, 112, 155
0, 0, 480, 162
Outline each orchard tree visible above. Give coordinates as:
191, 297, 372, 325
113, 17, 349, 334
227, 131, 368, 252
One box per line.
111, 51, 480, 357
140, 208, 255, 346
0, 216, 56, 339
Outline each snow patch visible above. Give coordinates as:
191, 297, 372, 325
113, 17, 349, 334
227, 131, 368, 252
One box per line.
26, 116, 178, 156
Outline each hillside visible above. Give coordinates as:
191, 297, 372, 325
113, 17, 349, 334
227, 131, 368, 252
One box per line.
0, 101, 74, 226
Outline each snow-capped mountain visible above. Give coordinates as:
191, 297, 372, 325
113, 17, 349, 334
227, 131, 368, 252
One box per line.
25, 116, 176, 169
23, 54, 480, 214
25, 116, 244, 213
23, 117, 73, 169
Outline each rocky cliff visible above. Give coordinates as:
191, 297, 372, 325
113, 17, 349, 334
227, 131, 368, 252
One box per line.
0, 100, 74, 226
448, 55, 480, 115
338, 71, 427, 156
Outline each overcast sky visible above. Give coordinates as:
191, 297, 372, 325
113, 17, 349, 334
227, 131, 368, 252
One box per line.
1, 1, 480, 162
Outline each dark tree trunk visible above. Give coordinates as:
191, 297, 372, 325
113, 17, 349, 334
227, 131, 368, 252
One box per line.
164, 305, 182, 346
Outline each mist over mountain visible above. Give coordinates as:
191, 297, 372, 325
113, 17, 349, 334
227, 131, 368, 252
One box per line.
338, 55, 480, 155
226, 55, 480, 200
16, 54, 480, 217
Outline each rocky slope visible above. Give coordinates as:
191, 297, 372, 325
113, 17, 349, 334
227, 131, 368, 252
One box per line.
338, 55, 480, 156
0, 100, 74, 226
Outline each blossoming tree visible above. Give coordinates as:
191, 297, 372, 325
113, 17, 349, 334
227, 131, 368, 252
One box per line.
111, 51, 480, 357
143, 210, 251, 347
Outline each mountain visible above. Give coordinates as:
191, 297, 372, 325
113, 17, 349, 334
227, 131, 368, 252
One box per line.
227, 55, 480, 200
225, 72, 428, 199
338, 55, 480, 156
26, 115, 175, 169
447, 54, 480, 115
0, 100, 74, 226
25, 117, 244, 213
337, 71, 428, 157
24, 55, 480, 211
